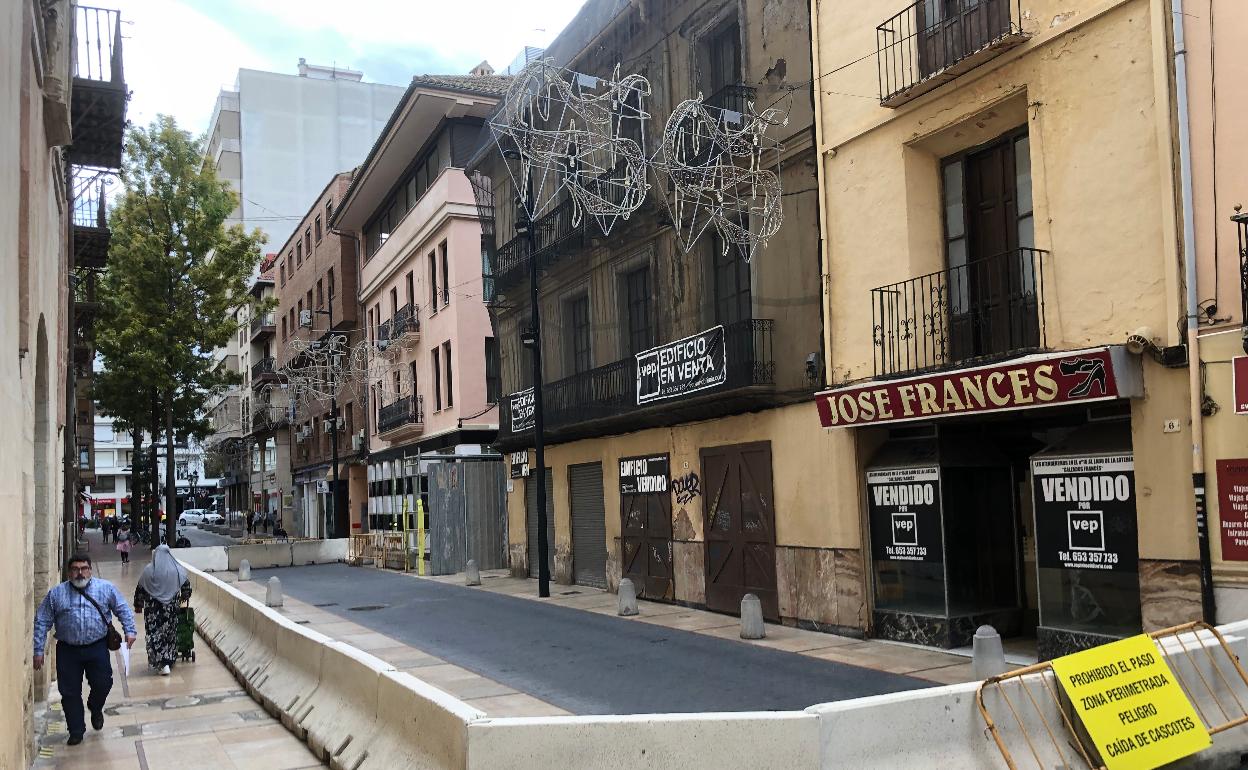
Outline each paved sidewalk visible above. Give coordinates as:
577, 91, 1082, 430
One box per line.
32, 530, 321, 770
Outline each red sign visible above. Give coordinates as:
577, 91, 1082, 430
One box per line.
816, 348, 1122, 428
1234, 357, 1248, 415
1218, 459, 1248, 561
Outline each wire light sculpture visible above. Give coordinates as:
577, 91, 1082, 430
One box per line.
279, 332, 412, 420
654, 95, 787, 261
490, 59, 652, 236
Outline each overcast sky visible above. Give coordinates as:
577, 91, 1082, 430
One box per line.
105, 0, 586, 136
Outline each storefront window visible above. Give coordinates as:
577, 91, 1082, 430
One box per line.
868, 465, 947, 615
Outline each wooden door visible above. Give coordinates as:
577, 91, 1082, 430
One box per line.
918, 0, 1012, 80
620, 490, 673, 600
701, 442, 778, 620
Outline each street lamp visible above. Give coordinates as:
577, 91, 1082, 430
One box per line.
313, 306, 345, 539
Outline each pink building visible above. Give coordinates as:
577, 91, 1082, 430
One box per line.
332, 74, 509, 529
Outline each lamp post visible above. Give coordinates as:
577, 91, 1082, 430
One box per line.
313, 305, 345, 539
189, 470, 198, 508
508, 151, 551, 599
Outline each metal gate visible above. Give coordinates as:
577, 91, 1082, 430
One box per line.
621, 486, 673, 600
525, 471, 555, 579
568, 462, 606, 588
428, 461, 507, 575
701, 441, 779, 619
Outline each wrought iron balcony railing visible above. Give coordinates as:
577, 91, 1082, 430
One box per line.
493, 195, 588, 291
876, 0, 1026, 107
871, 247, 1048, 378
73, 6, 124, 86
1235, 209, 1248, 326
378, 395, 425, 434
392, 303, 420, 337
250, 312, 276, 337
251, 357, 277, 382
704, 84, 757, 115
72, 177, 109, 229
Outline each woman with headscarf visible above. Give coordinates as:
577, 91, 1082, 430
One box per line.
133, 545, 191, 676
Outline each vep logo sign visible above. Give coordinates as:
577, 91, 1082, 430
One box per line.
891, 512, 917, 546
1068, 510, 1105, 551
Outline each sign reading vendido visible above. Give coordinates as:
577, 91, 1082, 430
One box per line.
509, 388, 536, 432
816, 348, 1123, 427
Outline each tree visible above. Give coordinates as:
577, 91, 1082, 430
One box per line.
96, 115, 265, 545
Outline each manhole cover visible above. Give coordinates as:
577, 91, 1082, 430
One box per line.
313, 602, 338, 607
348, 604, 388, 612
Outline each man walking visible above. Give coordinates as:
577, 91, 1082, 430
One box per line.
33, 554, 137, 746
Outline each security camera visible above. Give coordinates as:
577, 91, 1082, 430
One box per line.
1125, 327, 1156, 355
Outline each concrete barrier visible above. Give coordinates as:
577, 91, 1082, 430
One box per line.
363, 671, 485, 769
465, 712, 819, 769
175, 545, 227, 572
291, 538, 348, 566
227, 542, 293, 570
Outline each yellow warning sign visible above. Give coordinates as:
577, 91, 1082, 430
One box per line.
1051, 634, 1212, 769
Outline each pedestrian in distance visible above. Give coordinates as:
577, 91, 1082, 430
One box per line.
114, 522, 132, 564
33, 554, 137, 746
100, 517, 111, 544
133, 545, 192, 676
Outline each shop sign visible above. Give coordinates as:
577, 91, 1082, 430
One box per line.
509, 450, 530, 479
509, 388, 535, 432
1033, 455, 1137, 572
635, 325, 725, 405
817, 348, 1126, 428
1234, 357, 1248, 414
1217, 459, 1248, 561
1051, 634, 1210, 769
619, 453, 669, 495
316, 479, 329, 494
866, 466, 943, 563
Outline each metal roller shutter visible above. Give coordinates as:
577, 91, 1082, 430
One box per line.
525, 471, 554, 579
568, 462, 606, 588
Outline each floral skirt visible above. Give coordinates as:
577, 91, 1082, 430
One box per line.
143, 599, 179, 667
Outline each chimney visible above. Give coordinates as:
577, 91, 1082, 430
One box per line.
298, 57, 309, 77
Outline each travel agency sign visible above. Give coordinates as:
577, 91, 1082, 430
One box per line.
816, 347, 1141, 428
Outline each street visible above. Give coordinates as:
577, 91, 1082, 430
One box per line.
263, 563, 930, 715
180, 526, 239, 547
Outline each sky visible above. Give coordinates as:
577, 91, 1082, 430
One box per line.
104, 0, 587, 136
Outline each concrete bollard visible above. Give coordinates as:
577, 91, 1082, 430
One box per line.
972, 625, 1008, 680
238, 559, 251, 581
740, 594, 765, 639
266, 576, 283, 607
617, 578, 639, 616
465, 559, 481, 586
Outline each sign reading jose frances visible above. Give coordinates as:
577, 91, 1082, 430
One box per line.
817, 348, 1126, 428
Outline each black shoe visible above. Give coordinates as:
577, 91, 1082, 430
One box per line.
67, 734, 83, 746
90, 709, 104, 730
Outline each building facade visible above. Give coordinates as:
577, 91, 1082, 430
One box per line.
332, 73, 508, 557
275, 172, 367, 538
807, 0, 1235, 657
240, 267, 292, 527
476, 0, 823, 604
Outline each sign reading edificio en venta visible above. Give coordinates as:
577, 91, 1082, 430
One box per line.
509, 388, 535, 432
1032, 454, 1138, 573
1051, 634, 1210, 769
636, 326, 725, 405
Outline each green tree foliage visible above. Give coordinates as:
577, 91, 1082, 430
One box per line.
95, 115, 265, 543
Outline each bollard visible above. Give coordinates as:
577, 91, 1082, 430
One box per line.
238, 559, 251, 581
465, 559, 481, 586
740, 594, 765, 639
972, 625, 1008, 680
266, 576, 283, 607
617, 578, 639, 616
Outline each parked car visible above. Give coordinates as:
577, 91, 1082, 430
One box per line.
178, 508, 208, 526
202, 512, 225, 526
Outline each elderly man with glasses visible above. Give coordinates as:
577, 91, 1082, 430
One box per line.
33, 554, 137, 746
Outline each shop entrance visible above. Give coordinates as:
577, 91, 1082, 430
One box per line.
701, 441, 779, 620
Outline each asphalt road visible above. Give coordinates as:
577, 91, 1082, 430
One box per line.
262, 563, 930, 715
181, 527, 239, 547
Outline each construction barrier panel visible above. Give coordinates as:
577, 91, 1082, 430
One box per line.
291, 538, 348, 566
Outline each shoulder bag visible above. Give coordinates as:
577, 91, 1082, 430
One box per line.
72, 584, 123, 651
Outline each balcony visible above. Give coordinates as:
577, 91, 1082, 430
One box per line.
73, 270, 101, 327
72, 174, 111, 269
250, 311, 276, 341
70, 6, 127, 168
871, 247, 1048, 377
250, 403, 289, 434
378, 395, 425, 439
704, 84, 756, 115
383, 304, 420, 349
250, 357, 278, 387
493, 196, 588, 293
876, 0, 1028, 107
501, 318, 776, 444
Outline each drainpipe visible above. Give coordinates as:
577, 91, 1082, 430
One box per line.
1172, 0, 1215, 623
809, 0, 831, 386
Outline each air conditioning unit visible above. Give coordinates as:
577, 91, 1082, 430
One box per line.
322, 418, 335, 435
299, 309, 312, 328
351, 434, 364, 451
295, 428, 307, 443
376, 339, 390, 352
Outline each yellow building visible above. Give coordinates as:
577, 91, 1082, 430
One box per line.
808, 0, 1241, 657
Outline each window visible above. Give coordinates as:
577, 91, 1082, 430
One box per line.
327, 268, 335, 299
432, 347, 442, 411
712, 237, 751, 325
316, 279, 324, 309
707, 20, 742, 98
367, 308, 374, 344
625, 266, 653, 356
485, 338, 500, 403
306, 290, 313, 319
373, 303, 381, 338
405, 271, 414, 308
325, 199, 333, 222
409, 361, 418, 398
481, 242, 495, 303
297, 299, 303, 320
288, 308, 295, 335
305, 229, 311, 255
440, 241, 450, 306
281, 316, 287, 340
428, 252, 438, 310
93, 475, 116, 493
393, 369, 401, 397
390, 287, 398, 318
296, 240, 302, 265
567, 294, 591, 374
280, 260, 286, 286
314, 216, 322, 242
444, 341, 453, 408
